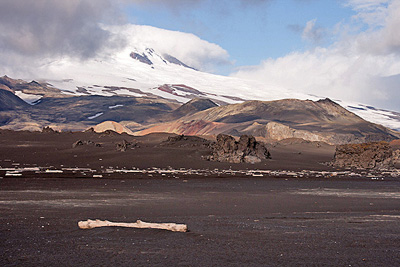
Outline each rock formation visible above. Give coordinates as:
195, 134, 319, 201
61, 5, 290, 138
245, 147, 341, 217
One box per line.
72, 140, 101, 148
41, 126, 58, 133
116, 139, 137, 152
161, 134, 211, 148
207, 134, 271, 164
392, 149, 400, 166
332, 141, 394, 169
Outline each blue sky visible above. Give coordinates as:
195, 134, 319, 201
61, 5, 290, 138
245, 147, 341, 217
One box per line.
126, 0, 356, 72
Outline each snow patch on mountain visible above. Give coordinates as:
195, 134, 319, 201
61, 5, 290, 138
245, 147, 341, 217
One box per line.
88, 112, 104, 120
109, 104, 124, 109
112, 89, 143, 97
15, 91, 42, 105
346, 104, 400, 131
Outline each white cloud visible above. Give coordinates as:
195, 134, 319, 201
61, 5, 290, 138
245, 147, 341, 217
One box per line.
107, 24, 231, 72
302, 19, 324, 44
354, 0, 400, 55
231, 0, 400, 111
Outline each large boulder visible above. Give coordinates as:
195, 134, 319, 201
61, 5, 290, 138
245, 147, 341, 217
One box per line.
207, 134, 271, 164
332, 141, 394, 169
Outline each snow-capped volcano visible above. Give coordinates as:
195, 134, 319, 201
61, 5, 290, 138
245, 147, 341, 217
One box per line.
14, 25, 400, 131
42, 42, 304, 103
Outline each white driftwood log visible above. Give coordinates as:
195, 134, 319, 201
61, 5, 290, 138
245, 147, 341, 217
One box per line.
78, 219, 188, 232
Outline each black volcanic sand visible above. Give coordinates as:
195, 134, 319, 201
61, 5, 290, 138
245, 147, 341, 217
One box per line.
1, 177, 400, 266
1, 130, 399, 266
0, 130, 336, 173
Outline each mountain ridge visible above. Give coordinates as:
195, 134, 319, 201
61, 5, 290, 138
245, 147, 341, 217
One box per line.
135, 98, 400, 145
1, 75, 399, 145
3, 41, 399, 130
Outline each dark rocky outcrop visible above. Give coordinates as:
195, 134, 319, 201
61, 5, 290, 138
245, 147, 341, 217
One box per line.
42, 126, 58, 133
99, 130, 120, 137
116, 139, 139, 152
117, 140, 130, 152
72, 140, 101, 148
207, 134, 271, 164
163, 54, 197, 70
161, 134, 211, 148
332, 142, 394, 169
72, 140, 84, 148
130, 52, 153, 65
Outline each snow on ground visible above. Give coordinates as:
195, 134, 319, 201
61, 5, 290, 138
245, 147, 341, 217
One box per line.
15, 91, 43, 105
344, 103, 400, 131
112, 89, 143, 97
109, 104, 124, 109
87, 113, 104, 120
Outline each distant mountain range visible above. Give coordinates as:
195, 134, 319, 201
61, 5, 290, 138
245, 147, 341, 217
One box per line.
1, 75, 399, 145
136, 98, 400, 144
1, 45, 400, 144
3, 43, 399, 130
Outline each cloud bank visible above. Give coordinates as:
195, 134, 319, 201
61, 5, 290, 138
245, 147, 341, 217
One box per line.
232, 0, 400, 111
108, 24, 231, 72
0, 0, 115, 58
0, 0, 236, 76
0, 0, 271, 60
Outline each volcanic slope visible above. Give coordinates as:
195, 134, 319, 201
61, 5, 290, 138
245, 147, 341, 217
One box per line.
5, 25, 399, 130
0, 89, 29, 111
0, 77, 182, 131
137, 98, 400, 145
0, 76, 226, 132
1, 75, 399, 145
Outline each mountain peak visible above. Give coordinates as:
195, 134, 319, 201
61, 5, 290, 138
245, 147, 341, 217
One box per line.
129, 47, 196, 70
172, 98, 218, 118
163, 54, 197, 70
130, 52, 153, 65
